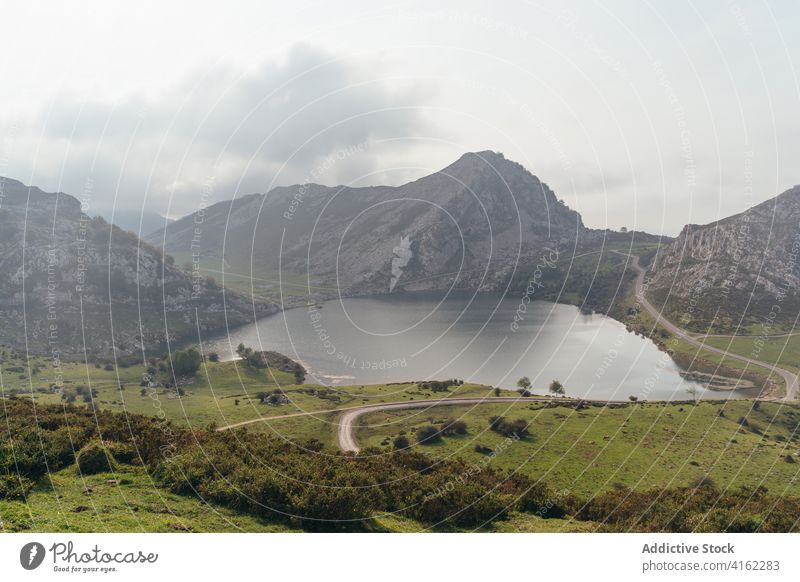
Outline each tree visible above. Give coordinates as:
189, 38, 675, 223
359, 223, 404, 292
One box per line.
207, 352, 220, 363
549, 380, 565, 396
171, 348, 202, 377
628, 395, 638, 402
516, 377, 532, 391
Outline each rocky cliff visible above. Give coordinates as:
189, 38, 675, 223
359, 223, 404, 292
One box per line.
648, 185, 800, 331
0, 177, 273, 358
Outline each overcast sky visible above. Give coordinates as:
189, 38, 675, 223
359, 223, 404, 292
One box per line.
1, 0, 798, 235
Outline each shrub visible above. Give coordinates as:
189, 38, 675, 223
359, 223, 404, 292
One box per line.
76, 441, 115, 475
440, 419, 468, 436
107, 441, 137, 464
488, 416, 529, 438
513, 477, 567, 518
416, 425, 442, 445
0, 474, 34, 500
393, 435, 410, 450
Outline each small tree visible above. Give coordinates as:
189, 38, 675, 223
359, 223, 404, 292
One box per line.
549, 380, 565, 396
517, 376, 532, 391
629, 395, 638, 402
171, 348, 202, 377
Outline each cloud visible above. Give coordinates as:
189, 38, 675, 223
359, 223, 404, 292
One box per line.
10, 45, 433, 217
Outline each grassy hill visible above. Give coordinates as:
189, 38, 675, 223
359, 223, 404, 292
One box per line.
351, 400, 800, 497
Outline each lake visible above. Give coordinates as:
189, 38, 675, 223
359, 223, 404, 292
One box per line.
206, 293, 745, 401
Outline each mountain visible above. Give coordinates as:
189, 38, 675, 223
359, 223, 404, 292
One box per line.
96, 208, 174, 239
148, 151, 591, 298
0, 177, 273, 359
648, 185, 800, 332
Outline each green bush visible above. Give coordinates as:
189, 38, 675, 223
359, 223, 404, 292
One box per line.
171, 348, 202, 377
393, 435, 410, 450
76, 441, 115, 475
416, 425, 442, 445
0, 474, 34, 500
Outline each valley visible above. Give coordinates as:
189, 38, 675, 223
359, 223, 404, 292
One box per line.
2, 152, 800, 534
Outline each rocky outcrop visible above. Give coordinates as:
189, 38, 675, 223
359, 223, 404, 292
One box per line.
648, 185, 800, 330
0, 177, 273, 358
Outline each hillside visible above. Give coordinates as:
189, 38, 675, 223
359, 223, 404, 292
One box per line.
0, 177, 274, 358
149, 151, 591, 297
648, 185, 800, 332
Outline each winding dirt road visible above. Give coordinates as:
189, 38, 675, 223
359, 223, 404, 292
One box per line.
220, 395, 601, 452
618, 252, 798, 401
336, 396, 569, 452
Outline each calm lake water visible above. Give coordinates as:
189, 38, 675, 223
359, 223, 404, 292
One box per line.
206, 293, 746, 401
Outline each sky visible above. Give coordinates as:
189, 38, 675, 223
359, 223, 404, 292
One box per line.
0, 0, 798, 235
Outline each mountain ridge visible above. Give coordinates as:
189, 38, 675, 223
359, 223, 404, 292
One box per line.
147, 151, 588, 298
0, 177, 273, 358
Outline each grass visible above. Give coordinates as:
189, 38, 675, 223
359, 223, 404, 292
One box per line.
703, 334, 800, 375
0, 464, 598, 533
352, 400, 800, 497
370, 512, 601, 533
0, 433, 596, 533
0, 464, 299, 533
0, 351, 499, 433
